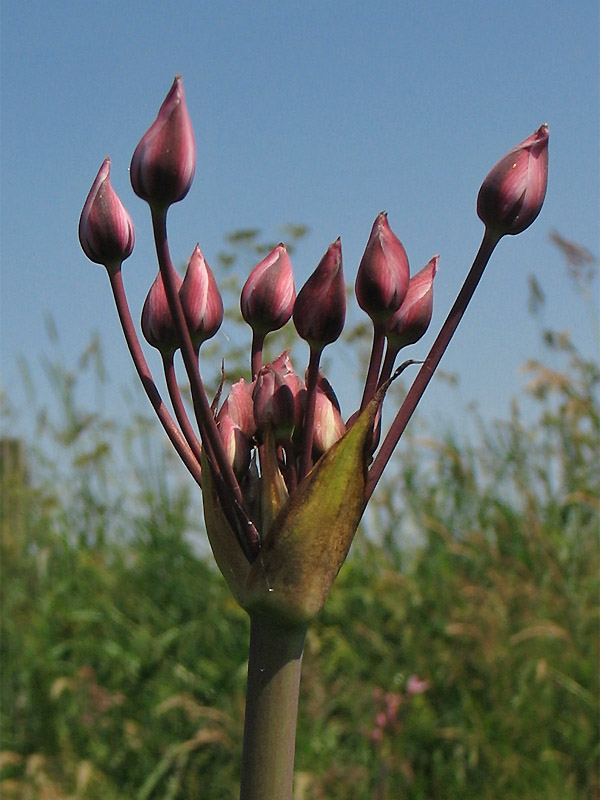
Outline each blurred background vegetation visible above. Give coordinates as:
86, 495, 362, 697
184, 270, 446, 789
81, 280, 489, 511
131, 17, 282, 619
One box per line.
1, 230, 598, 799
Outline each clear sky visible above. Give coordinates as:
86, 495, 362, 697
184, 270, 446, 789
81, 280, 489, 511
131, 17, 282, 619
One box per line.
1, 1, 598, 449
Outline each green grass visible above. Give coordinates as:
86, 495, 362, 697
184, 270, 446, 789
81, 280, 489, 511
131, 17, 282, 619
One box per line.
1, 236, 598, 798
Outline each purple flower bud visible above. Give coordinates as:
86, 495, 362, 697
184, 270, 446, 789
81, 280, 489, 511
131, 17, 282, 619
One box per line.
141, 269, 182, 354
477, 124, 549, 236
79, 157, 135, 272
218, 378, 256, 439
387, 255, 438, 350
130, 75, 196, 209
253, 362, 297, 443
355, 212, 409, 323
179, 244, 224, 349
217, 413, 252, 478
293, 239, 346, 351
272, 350, 306, 431
312, 388, 346, 456
316, 371, 341, 412
241, 244, 296, 335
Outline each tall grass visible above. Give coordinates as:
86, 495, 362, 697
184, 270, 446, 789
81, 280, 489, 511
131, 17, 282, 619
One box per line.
1, 240, 598, 799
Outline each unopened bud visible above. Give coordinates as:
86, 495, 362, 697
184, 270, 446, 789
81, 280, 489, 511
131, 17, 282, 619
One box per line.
241, 244, 296, 335
355, 212, 409, 323
253, 362, 296, 443
387, 256, 438, 350
218, 378, 256, 439
79, 157, 135, 273
477, 124, 549, 236
273, 351, 306, 432
293, 239, 346, 352
130, 75, 196, 209
179, 245, 223, 349
141, 270, 182, 355
217, 413, 252, 479
312, 389, 346, 456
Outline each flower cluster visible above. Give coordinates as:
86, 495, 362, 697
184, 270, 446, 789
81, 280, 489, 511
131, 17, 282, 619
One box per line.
79, 76, 548, 624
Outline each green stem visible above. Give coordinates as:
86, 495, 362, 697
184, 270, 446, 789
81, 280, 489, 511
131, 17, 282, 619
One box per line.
240, 612, 307, 800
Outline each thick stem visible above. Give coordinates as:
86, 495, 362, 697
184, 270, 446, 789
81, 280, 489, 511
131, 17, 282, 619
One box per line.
240, 613, 307, 800
366, 229, 501, 497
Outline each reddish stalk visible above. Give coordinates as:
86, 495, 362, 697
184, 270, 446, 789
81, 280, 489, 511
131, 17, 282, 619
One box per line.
366, 229, 501, 498
108, 269, 202, 486
162, 353, 204, 464
377, 342, 400, 388
359, 322, 386, 412
251, 331, 265, 380
299, 348, 321, 480
150, 206, 260, 559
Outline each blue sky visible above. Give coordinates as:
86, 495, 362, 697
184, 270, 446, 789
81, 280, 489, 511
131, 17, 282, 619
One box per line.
1, 1, 598, 450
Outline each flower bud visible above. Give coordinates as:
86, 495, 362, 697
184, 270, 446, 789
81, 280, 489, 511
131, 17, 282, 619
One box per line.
312, 388, 346, 456
130, 75, 196, 208
477, 124, 549, 236
293, 239, 346, 351
241, 244, 296, 335
387, 255, 438, 350
79, 157, 135, 272
272, 351, 306, 433
355, 212, 409, 323
218, 378, 256, 439
253, 363, 297, 443
141, 269, 182, 354
217, 413, 252, 478
179, 245, 223, 349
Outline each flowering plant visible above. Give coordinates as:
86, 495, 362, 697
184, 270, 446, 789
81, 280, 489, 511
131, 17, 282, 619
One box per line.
79, 75, 548, 798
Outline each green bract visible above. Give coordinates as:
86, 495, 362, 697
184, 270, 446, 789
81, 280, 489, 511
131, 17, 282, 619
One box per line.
202, 393, 382, 625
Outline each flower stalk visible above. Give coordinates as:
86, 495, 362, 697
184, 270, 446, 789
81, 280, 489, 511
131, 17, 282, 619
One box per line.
240, 614, 307, 800
107, 269, 203, 485
367, 229, 500, 496
150, 206, 260, 560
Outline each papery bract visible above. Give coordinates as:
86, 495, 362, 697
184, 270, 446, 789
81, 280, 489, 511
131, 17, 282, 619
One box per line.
387, 255, 438, 350
141, 269, 182, 355
130, 75, 196, 208
241, 244, 296, 335
355, 212, 409, 323
179, 244, 224, 349
79, 157, 135, 273
293, 239, 346, 352
477, 124, 549, 236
